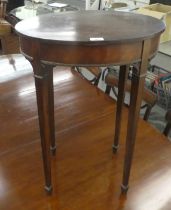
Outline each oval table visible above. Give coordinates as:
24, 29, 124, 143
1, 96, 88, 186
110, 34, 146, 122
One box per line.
15, 10, 165, 194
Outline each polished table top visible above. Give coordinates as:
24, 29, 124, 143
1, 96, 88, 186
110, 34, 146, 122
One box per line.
15, 10, 164, 44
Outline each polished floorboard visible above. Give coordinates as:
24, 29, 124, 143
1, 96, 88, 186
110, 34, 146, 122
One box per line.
0, 55, 171, 210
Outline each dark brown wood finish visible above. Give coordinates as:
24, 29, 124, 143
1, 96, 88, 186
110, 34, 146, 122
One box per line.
104, 69, 157, 121
15, 11, 165, 193
15, 11, 164, 43
32, 62, 53, 193
1, 59, 171, 209
122, 39, 151, 192
113, 65, 129, 153
163, 110, 171, 136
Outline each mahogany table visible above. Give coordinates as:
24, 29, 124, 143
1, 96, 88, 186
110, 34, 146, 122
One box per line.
15, 10, 165, 194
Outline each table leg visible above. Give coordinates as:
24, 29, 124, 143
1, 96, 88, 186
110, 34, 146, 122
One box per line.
113, 65, 129, 153
33, 63, 55, 194
48, 70, 56, 155
121, 40, 150, 193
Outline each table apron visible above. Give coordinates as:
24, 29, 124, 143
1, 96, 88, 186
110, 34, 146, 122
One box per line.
19, 35, 160, 67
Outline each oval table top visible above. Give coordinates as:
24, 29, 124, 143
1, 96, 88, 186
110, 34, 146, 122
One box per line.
15, 10, 165, 45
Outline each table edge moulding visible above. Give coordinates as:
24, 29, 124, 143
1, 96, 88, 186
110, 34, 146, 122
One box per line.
15, 10, 165, 194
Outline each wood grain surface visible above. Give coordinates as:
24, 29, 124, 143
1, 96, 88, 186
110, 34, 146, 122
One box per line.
0, 56, 171, 209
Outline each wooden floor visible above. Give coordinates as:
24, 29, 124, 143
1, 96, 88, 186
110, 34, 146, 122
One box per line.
1, 55, 171, 210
